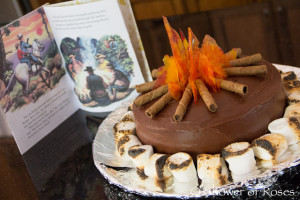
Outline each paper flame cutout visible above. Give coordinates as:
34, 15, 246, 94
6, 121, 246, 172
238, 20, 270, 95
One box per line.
156, 16, 239, 102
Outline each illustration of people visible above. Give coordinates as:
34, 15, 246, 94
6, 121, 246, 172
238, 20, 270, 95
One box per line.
94, 53, 129, 100
95, 53, 110, 71
17, 33, 43, 69
104, 39, 110, 49
16, 43, 31, 70
68, 54, 83, 80
85, 66, 110, 105
68, 54, 89, 101
108, 37, 118, 50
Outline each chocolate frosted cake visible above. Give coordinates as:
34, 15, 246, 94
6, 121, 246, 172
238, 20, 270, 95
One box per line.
111, 17, 300, 190
133, 60, 286, 158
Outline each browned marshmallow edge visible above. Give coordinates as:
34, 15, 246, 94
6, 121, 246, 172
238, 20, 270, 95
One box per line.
252, 139, 276, 157
289, 117, 300, 139
282, 71, 297, 82
128, 147, 146, 158
166, 158, 192, 171
117, 135, 130, 156
222, 142, 251, 160
284, 80, 300, 92
155, 154, 169, 180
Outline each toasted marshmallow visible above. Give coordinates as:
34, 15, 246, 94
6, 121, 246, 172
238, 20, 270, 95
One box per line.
288, 91, 300, 105
123, 111, 135, 121
281, 71, 298, 82
222, 142, 256, 175
231, 167, 260, 182
166, 152, 197, 183
128, 145, 154, 169
144, 176, 173, 193
288, 141, 300, 154
252, 133, 288, 161
128, 103, 134, 111
116, 135, 141, 159
268, 117, 300, 144
283, 80, 300, 96
197, 154, 229, 187
256, 150, 291, 168
173, 178, 198, 194
284, 104, 300, 119
144, 153, 172, 180
113, 116, 136, 143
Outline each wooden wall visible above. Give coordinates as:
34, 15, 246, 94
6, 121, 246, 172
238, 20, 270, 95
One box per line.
130, 0, 262, 20
29, 0, 264, 20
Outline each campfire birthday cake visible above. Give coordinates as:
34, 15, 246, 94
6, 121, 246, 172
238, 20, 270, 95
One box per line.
112, 17, 300, 188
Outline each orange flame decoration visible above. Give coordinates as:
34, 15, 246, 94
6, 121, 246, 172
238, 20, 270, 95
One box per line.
156, 16, 239, 102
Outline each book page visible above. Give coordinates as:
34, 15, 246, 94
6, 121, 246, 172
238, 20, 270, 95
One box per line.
118, 0, 152, 82
0, 8, 78, 154
44, 0, 148, 114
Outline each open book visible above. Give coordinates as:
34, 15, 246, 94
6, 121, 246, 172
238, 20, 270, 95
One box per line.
0, 0, 150, 155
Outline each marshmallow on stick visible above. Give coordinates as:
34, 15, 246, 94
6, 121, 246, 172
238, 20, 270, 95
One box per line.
268, 117, 300, 145
144, 153, 172, 180
251, 133, 288, 161
116, 135, 141, 159
222, 142, 256, 175
197, 154, 229, 187
284, 104, 300, 119
128, 145, 154, 170
166, 152, 197, 183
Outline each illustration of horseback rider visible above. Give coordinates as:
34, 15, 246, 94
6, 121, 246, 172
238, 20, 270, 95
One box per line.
17, 33, 43, 71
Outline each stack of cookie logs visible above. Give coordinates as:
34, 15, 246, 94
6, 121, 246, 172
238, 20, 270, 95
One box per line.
134, 51, 269, 122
